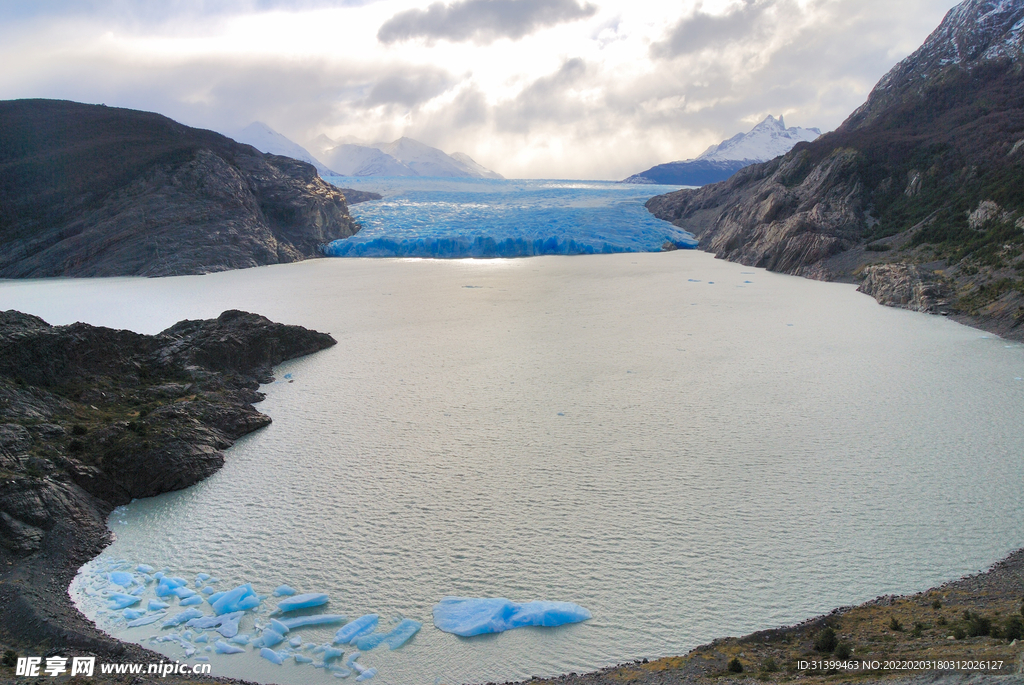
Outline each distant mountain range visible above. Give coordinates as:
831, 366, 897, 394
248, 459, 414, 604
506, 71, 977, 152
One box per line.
232, 122, 502, 179
624, 115, 821, 185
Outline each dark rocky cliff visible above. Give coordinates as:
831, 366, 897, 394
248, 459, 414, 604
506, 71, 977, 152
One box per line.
0, 99, 379, 278
647, 0, 1024, 339
0, 310, 334, 656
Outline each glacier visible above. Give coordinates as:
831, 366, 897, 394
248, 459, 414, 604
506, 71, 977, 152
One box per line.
432, 597, 592, 636
321, 178, 696, 259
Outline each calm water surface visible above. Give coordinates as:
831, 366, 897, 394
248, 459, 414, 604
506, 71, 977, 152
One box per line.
1, 252, 1022, 685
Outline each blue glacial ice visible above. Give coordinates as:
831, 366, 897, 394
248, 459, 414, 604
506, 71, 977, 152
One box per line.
269, 619, 290, 634
260, 629, 286, 647
154, 576, 188, 597
295, 655, 313, 664
353, 618, 421, 651
273, 585, 297, 596
123, 608, 146, 620
334, 615, 378, 644
215, 640, 245, 654
260, 648, 285, 665
276, 593, 329, 613
280, 615, 346, 630
320, 177, 697, 259
356, 668, 378, 681
211, 584, 260, 615
108, 593, 141, 610
163, 608, 205, 627
228, 634, 250, 645
148, 599, 169, 611
136, 564, 155, 574
110, 571, 134, 587
195, 573, 211, 586
432, 597, 592, 636
127, 612, 166, 627
322, 646, 344, 661
289, 637, 302, 648
187, 611, 245, 637
179, 595, 203, 606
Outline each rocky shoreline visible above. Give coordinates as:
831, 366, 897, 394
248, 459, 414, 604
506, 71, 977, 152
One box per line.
0, 308, 1020, 685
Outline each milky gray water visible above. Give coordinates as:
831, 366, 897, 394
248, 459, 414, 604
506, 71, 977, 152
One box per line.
2, 252, 1022, 685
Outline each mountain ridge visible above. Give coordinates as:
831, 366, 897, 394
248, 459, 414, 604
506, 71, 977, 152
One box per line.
646, 0, 1024, 340
624, 115, 820, 185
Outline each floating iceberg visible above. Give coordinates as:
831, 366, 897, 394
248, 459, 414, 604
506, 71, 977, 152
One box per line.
127, 612, 166, 627
179, 595, 203, 606
260, 647, 285, 665
110, 571, 134, 587
215, 640, 245, 654
274, 585, 297, 596
432, 597, 591, 636
108, 593, 141, 610
148, 599, 170, 611
356, 668, 378, 681
123, 608, 146, 620
163, 609, 205, 627
383, 619, 421, 649
334, 615, 378, 644
186, 611, 245, 638
136, 564, 155, 574
261, 629, 286, 647
280, 614, 346, 630
276, 593, 329, 613
211, 584, 260, 615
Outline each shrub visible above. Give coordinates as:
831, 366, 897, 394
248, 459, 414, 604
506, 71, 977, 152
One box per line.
834, 643, 852, 660
815, 627, 838, 653
71, 424, 88, 436
966, 615, 992, 637
932, 599, 942, 609
937, 616, 947, 626
889, 617, 903, 632
912, 622, 924, 637
760, 657, 779, 673
68, 439, 84, 453
953, 626, 966, 639
1003, 616, 1023, 641
2, 650, 17, 667
728, 658, 744, 674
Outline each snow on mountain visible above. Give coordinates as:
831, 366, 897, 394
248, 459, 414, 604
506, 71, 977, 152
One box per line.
309, 134, 502, 178
623, 115, 820, 185
697, 115, 821, 163
231, 122, 338, 177
450, 152, 504, 179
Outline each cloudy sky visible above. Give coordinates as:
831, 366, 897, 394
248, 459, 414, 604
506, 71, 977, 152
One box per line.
1, 0, 958, 179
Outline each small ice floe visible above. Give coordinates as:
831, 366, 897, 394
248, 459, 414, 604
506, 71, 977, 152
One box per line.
127, 612, 166, 628
187, 610, 245, 638
123, 608, 146, 620
276, 593, 329, 613
136, 564, 155, 574
179, 596, 203, 606
281, 615, 346, 630
108, 593, 141, 610
273, 585, 297, 597
432, 597, 591, 636
260, 648, 286, 665
162, 608, 205, 628
334, 615, 379, 645
210, 584, 260, 614
110, 572, 135, 587
214, 640, 245, 654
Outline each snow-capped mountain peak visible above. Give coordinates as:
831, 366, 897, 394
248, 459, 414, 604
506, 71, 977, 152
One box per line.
310, 134, 503, 178
696, 115, 821, 164
231, 122, 337, 177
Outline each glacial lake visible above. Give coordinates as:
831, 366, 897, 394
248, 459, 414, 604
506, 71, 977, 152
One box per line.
1, 214, 1023, 685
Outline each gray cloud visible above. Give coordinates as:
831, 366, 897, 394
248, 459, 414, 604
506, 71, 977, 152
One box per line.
377, 0, 596, 45
494, 58, 588, 132
652, 0, 774, 57
366, 69, 455, 107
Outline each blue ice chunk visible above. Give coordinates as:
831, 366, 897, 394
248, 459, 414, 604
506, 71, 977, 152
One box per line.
334, 615, 378, 644
148, 599, 170, 611
295, 655, 313, 664
127, 612, 166, 627
260, 648, 285, 665
206, 590, 226, 604
136, 564, 155, 574
215, 640, 245, 654
432, 597, 592, 636
270, 619, 290, 634
228, 634, 249, 645
110, 571, 134, 587
179, 595, 203, 606
276, 593, 329, 613
194, 634, 209, 643
201, 586, 216, 595
383, 619, 421, 649
211, 584, 260, 615
172, 586, 197, 599
280, 615, 346, 630
123, 608, 146, 620
289, 637, 302, 648
163, 609, 205, 627
353, 633, 386, 651
323, 646, 343, 661
130, 586, 145, 596
261, 629, 286, 647
154, 572, 164, 581
186, 611, 245, 638
273, 585, 297, 596
154, 577, 188, 597
356, 668, 378, 681
108, 593, 141, 610
344, 652, 361, 668
195, 573, 211, 586
195, 656, 209, 662
182, 631, 193, 641
333, 668, 352, 678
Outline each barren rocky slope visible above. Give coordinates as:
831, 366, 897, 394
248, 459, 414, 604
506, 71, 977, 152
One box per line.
647, 0, 1024, 339
0, 100, 379, 277
0, 310, 335, 661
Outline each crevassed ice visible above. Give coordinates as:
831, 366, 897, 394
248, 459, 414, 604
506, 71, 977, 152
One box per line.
432, 597, 592, 637
322, 178, 696, 258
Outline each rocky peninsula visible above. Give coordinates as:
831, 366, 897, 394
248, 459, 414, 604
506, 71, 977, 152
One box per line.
0, 100, 379, 278
647, 0, 1024, 341
0, 310, 335, 679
